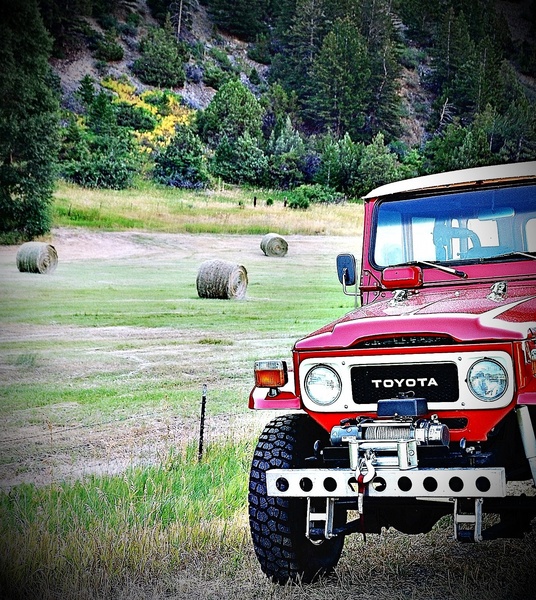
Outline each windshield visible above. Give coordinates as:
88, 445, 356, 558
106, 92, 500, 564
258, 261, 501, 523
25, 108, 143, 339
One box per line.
373, 184, 536, 268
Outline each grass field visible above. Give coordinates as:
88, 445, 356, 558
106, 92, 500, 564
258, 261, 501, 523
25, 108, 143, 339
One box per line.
0, 182, 535, 599
52, 180, 362, 236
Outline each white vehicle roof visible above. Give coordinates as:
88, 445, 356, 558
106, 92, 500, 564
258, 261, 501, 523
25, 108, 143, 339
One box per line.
363, 161, 536, 199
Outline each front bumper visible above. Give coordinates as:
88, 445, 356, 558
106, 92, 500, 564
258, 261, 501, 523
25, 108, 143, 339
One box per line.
266, 466, 506, 499
267, 466, 513, 542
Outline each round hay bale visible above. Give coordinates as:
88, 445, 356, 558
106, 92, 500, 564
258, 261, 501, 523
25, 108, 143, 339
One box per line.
260, 233, 288, 257
16, 242, 58, 274
196, 259, 248, 299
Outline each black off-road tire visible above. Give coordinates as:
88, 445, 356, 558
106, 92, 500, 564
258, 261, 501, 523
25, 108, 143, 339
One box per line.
248, 413, 345, 584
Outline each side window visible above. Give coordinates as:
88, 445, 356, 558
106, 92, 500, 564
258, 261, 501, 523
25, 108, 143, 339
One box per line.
527, 219, 536, 251
468, 218, 499, 247
374, 211, 404, 265
412, 217, 435, 261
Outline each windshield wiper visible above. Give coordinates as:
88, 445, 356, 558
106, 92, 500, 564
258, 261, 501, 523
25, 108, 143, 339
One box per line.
485, 251, 536, 261
394, 260, 468, 279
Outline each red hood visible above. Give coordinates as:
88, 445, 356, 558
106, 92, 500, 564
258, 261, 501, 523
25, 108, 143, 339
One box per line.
295, 282, 536, 350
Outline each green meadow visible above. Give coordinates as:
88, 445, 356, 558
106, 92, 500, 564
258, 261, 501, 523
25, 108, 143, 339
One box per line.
0, 182, 534, 599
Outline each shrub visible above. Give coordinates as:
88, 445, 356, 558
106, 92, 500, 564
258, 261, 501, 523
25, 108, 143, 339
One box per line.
95, 30, 124, 62
131, 23, 187, 88
127, 10, 141, 26
153, 126, 209, 189
247, 34, 272, 65
249, 68, 261, 86
60, 115, 137, 190
315, 132, 363, 194
352, 133, 404, 196
209, 47, 235, 71
115, 102, 157, 131
62, 134, 137, 189
97, 14, 119, 31
268, 153, 304, 189
286, 184, 344, 209
142, 89, 173, 115
202, 63, 233, 89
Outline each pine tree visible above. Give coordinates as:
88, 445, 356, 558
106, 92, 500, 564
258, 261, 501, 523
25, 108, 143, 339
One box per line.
266, 116, 306, 188
471, 38, 504, 114
355, 0, 401, 137
169, 0, 196, 40
270, 0, 329, 106
393, 0, 443, 43
497, 97, 536, 162
434, 7, 473, 91
323, 0, 362, 25
207, 0, 266, 41
260, 82, 300, 140
423, 123, 470, 172
315, 132, 363, 192
0, 0, 60, 240
131, 16, 188, 87
271, 0, 298, 38
308, 19, 371, 138
354, 132, 402, 196
211, 133, 268, 185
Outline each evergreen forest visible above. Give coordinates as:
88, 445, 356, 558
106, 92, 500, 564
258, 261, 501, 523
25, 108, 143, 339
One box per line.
1, 0, 536, 238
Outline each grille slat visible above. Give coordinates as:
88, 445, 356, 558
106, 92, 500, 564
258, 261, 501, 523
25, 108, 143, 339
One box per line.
356, 336, 454, 349
351, 362, 459, 404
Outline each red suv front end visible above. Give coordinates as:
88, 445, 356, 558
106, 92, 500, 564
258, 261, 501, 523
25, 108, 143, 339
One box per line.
248, 162, 536, 584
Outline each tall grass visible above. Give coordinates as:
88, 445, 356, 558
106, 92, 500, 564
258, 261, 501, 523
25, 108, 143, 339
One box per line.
0, 440, 251, 599
52, 180, 363, 236
2, 452, 535, 600
0, 216, 362, 597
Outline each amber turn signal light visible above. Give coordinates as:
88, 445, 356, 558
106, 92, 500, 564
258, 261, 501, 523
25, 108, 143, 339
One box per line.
254, 360, 288, 388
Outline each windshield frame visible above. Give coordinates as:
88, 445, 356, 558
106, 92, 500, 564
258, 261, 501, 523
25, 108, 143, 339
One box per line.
370, 183, 536, 271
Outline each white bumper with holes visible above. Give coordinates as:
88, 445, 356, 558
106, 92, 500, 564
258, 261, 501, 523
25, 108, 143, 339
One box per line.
266, 467, 506, 498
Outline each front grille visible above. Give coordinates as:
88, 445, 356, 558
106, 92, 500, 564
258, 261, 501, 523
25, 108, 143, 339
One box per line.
351, 362, 459, 404
441, 418, 468, 430
356, 335, 454, 348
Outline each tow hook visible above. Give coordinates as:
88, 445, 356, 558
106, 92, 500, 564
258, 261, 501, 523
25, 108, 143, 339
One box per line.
349, 440, 376, 482
358, 450, 376, 484
350, 445, 376, 517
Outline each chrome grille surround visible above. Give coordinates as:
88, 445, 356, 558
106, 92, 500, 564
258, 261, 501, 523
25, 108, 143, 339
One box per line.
299, 350, 513, 413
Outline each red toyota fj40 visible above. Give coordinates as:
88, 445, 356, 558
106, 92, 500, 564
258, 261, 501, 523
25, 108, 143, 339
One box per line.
248, 162, 536, 583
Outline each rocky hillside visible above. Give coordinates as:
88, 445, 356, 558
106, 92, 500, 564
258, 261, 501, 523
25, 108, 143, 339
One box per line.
51, 0, 262, 114
47, 0, 535, 150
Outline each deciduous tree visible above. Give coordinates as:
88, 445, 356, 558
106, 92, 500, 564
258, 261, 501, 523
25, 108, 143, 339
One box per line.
196, 80, 263, 147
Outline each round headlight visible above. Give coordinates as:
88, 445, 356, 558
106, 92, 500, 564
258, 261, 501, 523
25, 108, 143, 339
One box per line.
467, 359, 508, 402
304, 365, 342, 406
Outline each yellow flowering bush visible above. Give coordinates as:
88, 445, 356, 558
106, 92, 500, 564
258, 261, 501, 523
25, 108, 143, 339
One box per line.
101, 77, 195, 153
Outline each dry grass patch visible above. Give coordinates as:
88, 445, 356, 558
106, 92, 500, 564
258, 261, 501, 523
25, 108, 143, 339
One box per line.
52, 181, 363, 236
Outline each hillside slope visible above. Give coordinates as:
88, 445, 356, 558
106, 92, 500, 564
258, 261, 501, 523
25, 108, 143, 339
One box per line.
49, 0, 534, 150
51, 0, 274, 111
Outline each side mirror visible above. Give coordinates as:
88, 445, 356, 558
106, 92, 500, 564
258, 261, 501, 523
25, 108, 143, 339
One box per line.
337, 253, 357, 286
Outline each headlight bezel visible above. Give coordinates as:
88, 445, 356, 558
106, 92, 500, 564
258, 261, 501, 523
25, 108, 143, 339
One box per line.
467, 358, 508, 402
303, 364, 342, 406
